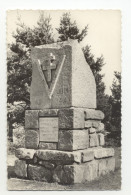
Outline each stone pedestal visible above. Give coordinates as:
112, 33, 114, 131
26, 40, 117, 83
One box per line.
14, 40, 115, 184
24, 108, 105, 151
15, 147, 115, 184
15, 108, 115, 184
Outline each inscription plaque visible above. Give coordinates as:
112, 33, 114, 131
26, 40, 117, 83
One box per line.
39, 117, 58, 142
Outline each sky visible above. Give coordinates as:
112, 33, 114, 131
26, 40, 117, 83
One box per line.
7, 10, 121, 95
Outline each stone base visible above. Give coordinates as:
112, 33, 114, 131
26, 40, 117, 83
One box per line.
14, 147, 115, 184
24, 108, 105, 151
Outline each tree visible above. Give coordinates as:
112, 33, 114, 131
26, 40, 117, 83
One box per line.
7, 12, 54, 137
110, 71, 121, 131
111, 71, 121, 102
56, 12, 88, 42
104, 71, 121, 146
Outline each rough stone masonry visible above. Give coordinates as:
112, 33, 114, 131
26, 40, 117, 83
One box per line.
14, 39, 115, 184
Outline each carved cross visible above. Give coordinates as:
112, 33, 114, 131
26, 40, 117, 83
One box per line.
42, 53, 56, 82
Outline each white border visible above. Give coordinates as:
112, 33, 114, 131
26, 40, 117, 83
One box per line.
0, 0, 131, 194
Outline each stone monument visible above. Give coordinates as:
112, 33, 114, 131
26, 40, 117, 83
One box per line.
14, 40, 115, 184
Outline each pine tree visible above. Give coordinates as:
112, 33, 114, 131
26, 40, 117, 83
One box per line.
104, 71, 121, 146
56, 12, 88, 42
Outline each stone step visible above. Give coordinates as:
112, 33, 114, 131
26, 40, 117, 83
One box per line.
87, 147, 115, 159
14, 156, 115, 184
15, 147, 114, 164
85, 109, 104, 120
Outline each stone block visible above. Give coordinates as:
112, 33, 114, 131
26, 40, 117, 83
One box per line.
89, 133, 99, 147
71, 40, 96, 108
84, 120, 93, 128
15, 148, 35, 159
31, 42, 72, 109
97, 122, 104, 132
88, 147, 114, 159
92, 120, 101, 128
28, 164, 52, 182
84, 120, 101, 129
53, 157, 115, 184
58, 130, 89, 151
13, 126, 25, 148
53, 164, 85, 184
39, 109, 58, 117
36, 149, 81, 164
38, 161, 55, 170
14, 159, 27, 178
7, 155, 18, 178
98, 159, 107, 176
98, 157, 115, 176
81, 149, 94, 162
98, 133, 105, 146
25, 110, 39, 129
84, 160, 98, 182
30, 40, 96, 109
39, 142, 57, 150
8, 165, 16, 178
106, 157, 115, 172
89, 127, 96, 134
25, 130, 39, 149
58, 108, 84, 129
85, 109, 104, 120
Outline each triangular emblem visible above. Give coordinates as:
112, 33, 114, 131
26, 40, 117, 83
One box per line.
37, 53, 66, 99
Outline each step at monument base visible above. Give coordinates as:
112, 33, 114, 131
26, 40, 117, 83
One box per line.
14, 147, 115, 184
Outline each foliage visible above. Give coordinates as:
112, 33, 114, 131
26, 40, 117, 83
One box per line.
111, 72, 121, 129
104, 72, 121, 147
56, 12, 88, 42
14, 13, 54, 47
7, 12, 54, 135
111, 72, 121, 102
109, 72, 121, 146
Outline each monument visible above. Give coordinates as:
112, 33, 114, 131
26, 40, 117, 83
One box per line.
14, 40, 115, 184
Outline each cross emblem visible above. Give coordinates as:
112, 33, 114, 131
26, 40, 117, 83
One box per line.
37, 54, 66, 98
42, 53, 56, 82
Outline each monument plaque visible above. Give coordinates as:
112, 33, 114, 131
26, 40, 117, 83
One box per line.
39, 117, 58, 142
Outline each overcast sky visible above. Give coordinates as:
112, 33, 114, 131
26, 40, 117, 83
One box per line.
7, 10, 121, 95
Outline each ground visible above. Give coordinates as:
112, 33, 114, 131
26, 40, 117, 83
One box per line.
7, 147, 121, 191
